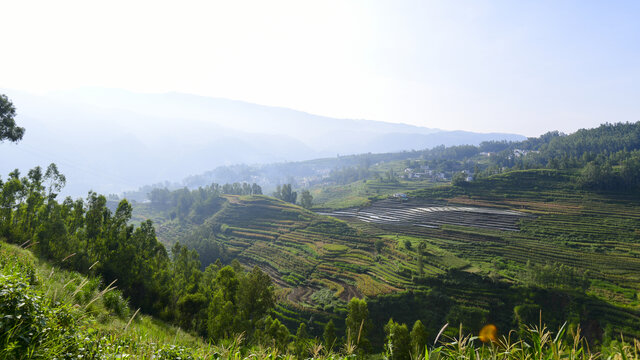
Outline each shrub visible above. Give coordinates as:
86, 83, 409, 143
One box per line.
103, 289, 130, 318
0, 268, 79, 359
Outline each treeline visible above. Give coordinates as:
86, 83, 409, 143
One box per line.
0, 165, 284, 346
149, 182, 262, 222
150, 182, 314, 223
435, 122, 640, 191
493, 122, 640, 190
576, 152, 640, 191
327, 166, 372, 185
153, 121, 640, 195
272, 184, 314, 209
522, 261, 590, 291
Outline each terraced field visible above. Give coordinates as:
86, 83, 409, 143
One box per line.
401, 170, 640, 303
319, 198, 530, 231
201, 196, 409, 309
327, 170, 640, 341
180, 170, 640, 314
137, 169, 640, 341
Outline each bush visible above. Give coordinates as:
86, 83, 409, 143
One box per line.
103, 289, 130, 318
0, 268, 79, 359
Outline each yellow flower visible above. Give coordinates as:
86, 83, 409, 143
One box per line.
479, 324, 498, 343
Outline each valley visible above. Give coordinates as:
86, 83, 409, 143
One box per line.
4, 119, 640, 358
135, 167, 640, 347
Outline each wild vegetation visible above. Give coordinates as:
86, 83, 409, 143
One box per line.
0, 162, 282, 350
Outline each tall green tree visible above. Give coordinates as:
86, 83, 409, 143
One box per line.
299, 190, 313, 209
206, 265, 239, 341
323, 319, 337, 351
410, 320, 428, 359
274, 184, 297, 204
384, 319, 411, 360
294, 322, 309, 359
345, 297, 371, 352
0, 94, 24, 143
251, 183, 263, 195
257, 316, 290, 352
236, 265, 275, 332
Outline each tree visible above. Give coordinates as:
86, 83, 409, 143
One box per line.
251, 183, 263, 195
345, 297, 371, 352
207, 290, 236, 341
0, 94, 24, 143
384, 319, 411, 360
374, 239, 385, 254
274, 184, 297, 204
410, 320, 428, 359
43, 164, 66, 199
323, 319, 337, 351
257, 316, 290, 352
206, 265, 239, 341
452, 172, 467, 186
417, 241, 426, 254
621, 156, 640, 189
236, 266, 275, 329
149, 188, 171, 208
282, 184, 297, 204
299, 190, 313, 209
294, 323, 309, 359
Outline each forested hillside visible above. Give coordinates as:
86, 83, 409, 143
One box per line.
0, 165, 284, 346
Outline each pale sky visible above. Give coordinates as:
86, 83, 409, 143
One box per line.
2, 0, 639, 136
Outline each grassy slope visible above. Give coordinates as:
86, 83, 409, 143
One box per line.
0, 240, 215, 358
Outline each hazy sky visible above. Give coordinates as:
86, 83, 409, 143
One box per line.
2, 0, 639, 136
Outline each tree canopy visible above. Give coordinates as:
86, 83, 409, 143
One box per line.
0, 94, 25, 143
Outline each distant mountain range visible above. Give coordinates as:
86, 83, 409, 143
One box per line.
0, 88, 525, 196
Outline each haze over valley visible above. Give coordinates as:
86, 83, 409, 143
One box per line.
0, 88, 524, 196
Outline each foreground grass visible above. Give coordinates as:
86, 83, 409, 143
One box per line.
0, 240, 214, 359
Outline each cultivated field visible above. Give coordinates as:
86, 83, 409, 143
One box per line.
319, 198, 530, 231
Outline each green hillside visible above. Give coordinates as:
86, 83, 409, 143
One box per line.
0, 240, 212, 359
139, 168, 640, 349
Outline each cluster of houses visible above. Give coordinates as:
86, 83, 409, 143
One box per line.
402, 166, 448, 181
512, 149, 539, 158
296, 169, 332, 188
403, 166, 476, 182
480, 149, 539, 159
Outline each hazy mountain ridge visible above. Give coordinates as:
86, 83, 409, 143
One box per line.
0, 88, 524, 196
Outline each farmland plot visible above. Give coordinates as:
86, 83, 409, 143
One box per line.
319, 198, 531, 231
